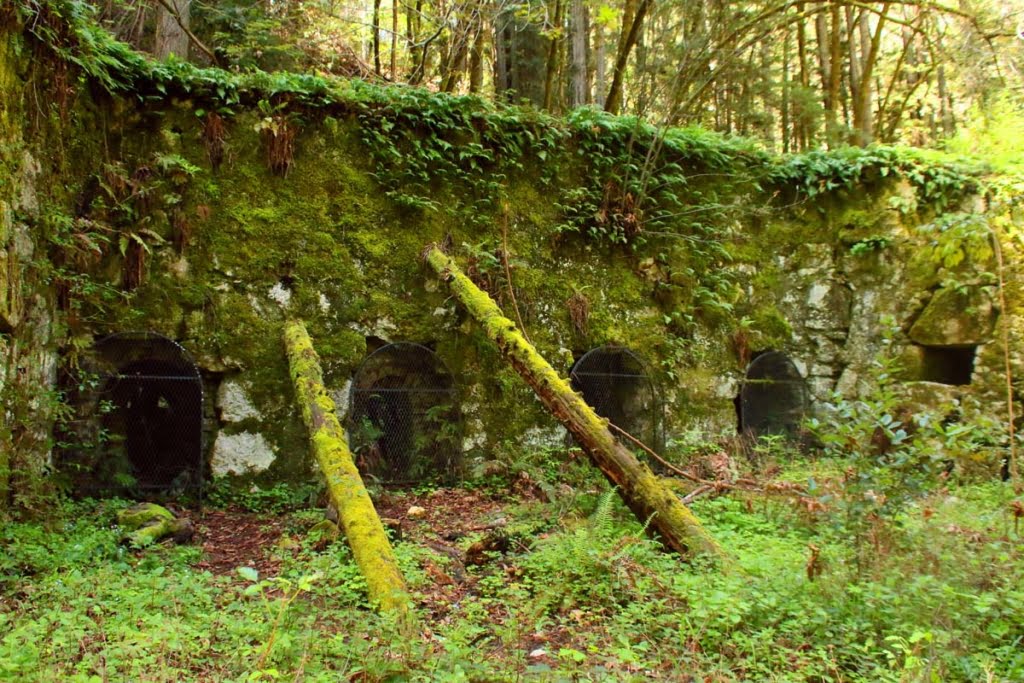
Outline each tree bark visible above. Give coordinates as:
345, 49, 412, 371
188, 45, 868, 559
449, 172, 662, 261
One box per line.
593, 18, 606, 107
604, 0, 653, 114
373, 0, 382, 76
426, 247, 723, 559
827, 2, 842, 146
154, 0, 190, 60
569, 0, 588, 106
283, 321, 412, 616
814, 11, 835, 144
782, 30, 791, 153
391, 0, 398, 79
796, 2, 809, 149
543, 0, 564, 110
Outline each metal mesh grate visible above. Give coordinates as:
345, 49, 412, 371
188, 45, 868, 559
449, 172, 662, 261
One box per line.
59, 332, 204, 499
570, 345, 664, 456
347, 342, 462, 484
739, 351, 808, 438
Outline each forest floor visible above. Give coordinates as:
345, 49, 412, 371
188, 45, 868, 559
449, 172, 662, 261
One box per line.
1, 457, 1023, 682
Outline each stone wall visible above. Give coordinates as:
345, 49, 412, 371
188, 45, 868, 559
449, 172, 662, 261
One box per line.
3, 10, 1020, 500
0, 16, 58, 509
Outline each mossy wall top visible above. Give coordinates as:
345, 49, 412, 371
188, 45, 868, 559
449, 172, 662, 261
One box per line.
5, 1, 1021, 488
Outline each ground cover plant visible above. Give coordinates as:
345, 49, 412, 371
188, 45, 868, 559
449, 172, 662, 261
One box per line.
1, 446, 1022, 682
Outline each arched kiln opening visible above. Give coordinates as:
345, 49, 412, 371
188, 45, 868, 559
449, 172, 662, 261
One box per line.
348, 342, 462, 484
738, 351, 808, 439
63, 332, 204, 498
570, 346, 664, 455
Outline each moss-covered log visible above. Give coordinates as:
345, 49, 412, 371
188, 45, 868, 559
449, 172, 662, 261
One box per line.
283, 321, 412, 615
117, 503, 194, 546
426, 246, 723, 559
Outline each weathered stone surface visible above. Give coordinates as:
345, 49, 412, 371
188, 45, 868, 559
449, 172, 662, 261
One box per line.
908, 286, 996, 347
893, 381, 962, 417
210, 431, 277, 476
0, 203, 17, 332
216, 378, 262, 423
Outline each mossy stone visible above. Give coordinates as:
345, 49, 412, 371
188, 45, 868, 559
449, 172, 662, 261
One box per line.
117, 502, 175, 531
908, 286, 997, 347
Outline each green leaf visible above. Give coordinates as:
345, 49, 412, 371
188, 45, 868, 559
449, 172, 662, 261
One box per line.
237, 566, 259, 582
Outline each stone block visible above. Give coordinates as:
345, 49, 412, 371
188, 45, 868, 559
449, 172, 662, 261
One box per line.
909, 286, 996, 347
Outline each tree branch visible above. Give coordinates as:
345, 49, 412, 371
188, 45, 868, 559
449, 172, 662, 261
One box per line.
153, 0, 220, 65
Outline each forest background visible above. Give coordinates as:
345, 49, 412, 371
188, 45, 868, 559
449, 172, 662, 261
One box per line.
99, 0, 1024, 158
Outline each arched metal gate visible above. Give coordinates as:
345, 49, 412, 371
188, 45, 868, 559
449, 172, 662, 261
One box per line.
61, 332, 204, 498
739, 351, 808, 438
570, 345, 664, 455
348, 342, 462, 484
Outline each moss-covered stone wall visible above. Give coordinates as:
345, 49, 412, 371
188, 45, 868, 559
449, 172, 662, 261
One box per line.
3, 3, 1021, 498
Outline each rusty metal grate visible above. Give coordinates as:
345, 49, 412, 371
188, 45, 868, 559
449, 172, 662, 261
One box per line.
347, 342, 462, 484
570, 345, 664, 458
739, 351, 808, 439
59, 331, 204, 500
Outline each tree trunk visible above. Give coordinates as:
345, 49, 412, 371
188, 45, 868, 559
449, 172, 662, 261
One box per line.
154, 0, 190, 60
390, 0, 398, 79
569, 0, 587, 106
604, 0, 652, 114
543, 0, 563, 110
593, 18, 606, 107
814, 11, 834, 144
283, 321, 412, 616
827, 2, 842, 146
796, 3, 809, 149
426, 247, 723, 559
846, 7, 863, 143
469, 22, 485, 93
782, 30, 791, 153
373, 0, 382, 76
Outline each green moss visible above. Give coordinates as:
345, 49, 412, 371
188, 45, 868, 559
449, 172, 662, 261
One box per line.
749, 305, 793, 347
284, 321, 412, 617
116, 502, 174, 530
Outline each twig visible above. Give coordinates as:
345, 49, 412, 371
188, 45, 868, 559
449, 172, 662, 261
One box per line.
681, 484, 715, 504
500, 206, 531, 344
606, 422, 810, 501
153, 0, 220, 65
608, 422, 700, 481
992, 226, 1020, 492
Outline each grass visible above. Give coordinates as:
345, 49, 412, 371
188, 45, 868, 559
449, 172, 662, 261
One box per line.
0, 465, 1022, 682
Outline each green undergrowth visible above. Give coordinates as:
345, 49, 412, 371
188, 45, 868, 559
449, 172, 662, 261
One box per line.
1, 468, 1022, 681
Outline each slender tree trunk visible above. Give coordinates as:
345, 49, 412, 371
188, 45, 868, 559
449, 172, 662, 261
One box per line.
283, 322, 412, 617
937, 64, 954, 137
469, 22, 485, 93
846, 7, 863, 142
441, 17, 472, 92
782, 30, 791, 153
847, 7, 885, 145
814, 12, 832, 142
543, 0, 564, 110
604, 0, 653, 114
828, 3, 843, 145
391, 0, 398, 79
373, 0, 382, 75
154, 0, 190, 60
569, 0, 588, 106
796, 2, 809, 149
426, 247, 724, 559
494, 16, 510, 99
594, 19, 606, 106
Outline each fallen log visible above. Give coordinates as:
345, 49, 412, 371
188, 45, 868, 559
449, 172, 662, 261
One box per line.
117, 502, 194, 547
283, 321, 412, 616
425, 246, 723, 559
